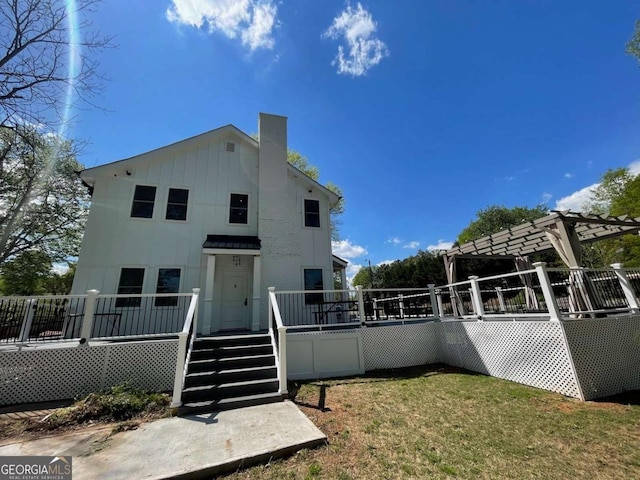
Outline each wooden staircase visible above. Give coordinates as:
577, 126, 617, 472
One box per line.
177, 333, 283, 415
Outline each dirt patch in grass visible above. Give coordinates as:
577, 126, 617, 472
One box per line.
222, 365, 640, 480
0, 384, 171, 446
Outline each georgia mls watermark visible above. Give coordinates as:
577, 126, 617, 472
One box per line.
0, 456, 72, 480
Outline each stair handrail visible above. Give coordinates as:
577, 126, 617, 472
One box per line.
268, 287, 288, 395
171, 288, 200, 409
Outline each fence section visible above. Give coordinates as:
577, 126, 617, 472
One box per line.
0, 296, 86, 343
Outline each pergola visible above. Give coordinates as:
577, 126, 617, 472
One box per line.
443, 210, 640, 313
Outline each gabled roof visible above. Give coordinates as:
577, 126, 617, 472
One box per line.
80, 124, 258, 184
287, 164, 341, 205
332, 254, 349, 268
445, 210, 640, 259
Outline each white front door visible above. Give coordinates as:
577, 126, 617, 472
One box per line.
220, 270, 250, 330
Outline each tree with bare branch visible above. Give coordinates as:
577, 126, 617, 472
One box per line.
0, 0, 111, 129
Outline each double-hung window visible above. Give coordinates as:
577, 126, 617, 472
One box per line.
229, 193, 249, 224
116, 268, 145, 307
166, 188, 189, 221
131, 185, 156, 218
304, 268, 324, 305
304, 199, 320, 228
155, 268, 181, 306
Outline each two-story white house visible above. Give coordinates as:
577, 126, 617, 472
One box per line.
71, 113, 342, 335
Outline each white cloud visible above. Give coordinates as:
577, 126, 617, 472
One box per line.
426, 240, 453, 252
166, 0, 278, 51
403, 241, 420, 249
322, 2, 389, 77
554, 159, 640, 212
345, 263, 363, 288
564, 172, 574, 179
332, 239, 367, 259
386, 237, 401, 245
629, 160, 640, 175
541, 192, 552, 204
554, 183, 598, 211
378, 259, 395, 266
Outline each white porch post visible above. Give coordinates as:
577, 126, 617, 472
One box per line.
428, 284, 439, 321
611, 263, 640, 314
203, 255, 216, 334
533, 262, 562, 321
469, 276, 485, 320
252, 255, 262, 331
356, 285, 366, 323
79, 289, 99, 344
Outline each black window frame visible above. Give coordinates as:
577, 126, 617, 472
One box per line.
130, 185, 157, 219
304, 199, 320, 228
116, 268, 145, 308
165, 188, 189, 221
304, 268, 324, 305
229, 193, 249, 224
155, 268, 181, 307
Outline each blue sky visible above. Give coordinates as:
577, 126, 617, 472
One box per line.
69, 1, 640, 282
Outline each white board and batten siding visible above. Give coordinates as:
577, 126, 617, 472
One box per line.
72, 114, 338, 332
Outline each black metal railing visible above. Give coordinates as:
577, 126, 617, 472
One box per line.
92, 295, 190, 337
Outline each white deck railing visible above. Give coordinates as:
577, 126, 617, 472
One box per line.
268, 287, 288, 395
171, 288, 200, 408
271, 262, 640, 328
0, 290, 199, 345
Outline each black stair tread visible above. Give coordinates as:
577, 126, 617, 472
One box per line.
186, 365, 276, 378
180, 392, 283, 412
195, 333, 270, 342
183, 391, 282, 407
188, 353, 275, 365
182, 377, 278, 393
191, 344, 272, 354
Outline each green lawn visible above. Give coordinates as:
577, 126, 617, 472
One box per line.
224, 365, 640, 480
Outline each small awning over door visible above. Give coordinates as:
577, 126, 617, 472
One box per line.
203, 235, 261, 250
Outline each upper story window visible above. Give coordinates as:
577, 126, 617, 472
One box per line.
304, 199, 320, 228
116, 268, 145, 308
155, 268, 181, 307
229, 193, 248, 224
130, 185, 156, 218
166, 188, 189, 221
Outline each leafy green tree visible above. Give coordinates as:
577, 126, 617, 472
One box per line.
352, 264, 377, 288
582, 168, 640, 267
627, 19, 640, 66
0, 250, 52, 295
0, 251, 75, 295
457, 205, 548, 244
0, 126, 90, 266
584, 168, 633, 215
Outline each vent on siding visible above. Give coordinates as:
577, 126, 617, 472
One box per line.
226, 142, 235, 152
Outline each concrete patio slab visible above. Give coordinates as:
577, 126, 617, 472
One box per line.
0, 401, 326, 479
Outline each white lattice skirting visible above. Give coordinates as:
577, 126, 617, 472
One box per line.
287, 317, 640, 400
0, 340, 178, 406
563, 315, 640, 400
437, 321, 582, 399
361, 323, 440, 371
